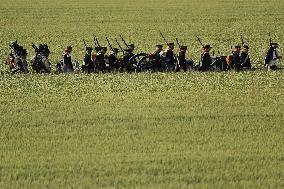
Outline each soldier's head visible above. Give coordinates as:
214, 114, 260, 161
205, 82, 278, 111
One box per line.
101, 47, 107, 54
156, 44, 163, 52
180, 46, 187, 52
203, 44, 212, 52
168, 43, 174, 50
66, 46, 72, 53
112, 48, 119, 54
128, 44, 135, 51
86, 47, 93, 54
124, 48, 132, 54
39, 44, 44, 52
242, 45, 249, 52
10, 41, 20, 51
271, 43, 279, 49
95, 46, 102, 53
20, 47, 28, 58
234, 45, 241, 53
43, 44, 50, 56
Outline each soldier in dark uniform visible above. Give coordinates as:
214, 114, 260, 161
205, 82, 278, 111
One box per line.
164, 42, 176, 71
62, 46, 74, 73
120, 48, 135, 72
107, 48, 119, 72
82, 47, 94, 73
227, 45, 241, 71
6, 41, 29, 73
199, 44, 212, 71
128, 44, 135, 52
176, 46, 188, 72
265, 43, 282, 71
151, 44, 164, 72
95, 47, 108, 72
31, 43, 51, 73
240, 45, 251, 70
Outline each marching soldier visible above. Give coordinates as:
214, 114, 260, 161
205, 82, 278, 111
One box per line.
199, 44, 212, 71
265, 43, 282, 71
95, 47, 108, 72
164, 42, 176, 71
62, 46, 74, 73
82, 47, 94, 73
227, 45, 241, 71
128, 44, 135, 53
176, 45, 188, 72
151, 44, 164, 72
240, 45, 251, 70
120, 48, 135, 72
107, 48, 119, 72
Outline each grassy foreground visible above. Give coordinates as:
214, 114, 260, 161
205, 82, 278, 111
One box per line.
0, 72, 284, 188
1, 0, 284, 188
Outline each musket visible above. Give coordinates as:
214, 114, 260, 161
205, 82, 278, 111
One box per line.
93, 34, 101, 47
195, 35, 205, 48
106, 37, 115, 52
119, 35, 129, 47
176, 38, 181, 48
83, 39, 87, 48
159, 31, 169, 46
240, 33, 245, 46
31, 43, 39, 51
269, 32, 272, 47
115, 39, 124, 54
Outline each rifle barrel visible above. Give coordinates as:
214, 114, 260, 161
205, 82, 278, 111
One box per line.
115, 39, 124, 54
120, 35, 129, 47
106, 37, 114, 52
159, 31, 169, 45
195, 35, 205, 48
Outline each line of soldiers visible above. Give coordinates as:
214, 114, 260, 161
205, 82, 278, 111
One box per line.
4, 35, 282, 74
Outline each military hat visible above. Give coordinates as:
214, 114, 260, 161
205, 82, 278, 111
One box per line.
86, 47, 93, 51
101, 47, 107, 52
43, 44, 50, 54
66, 46, 72, 52
234, 45, 241, 49
203, 44, 212, 49
243, 44, 249, 49
128, 44, 135, 48
168, 42, 174, 46
156, 44, 163, 48
38, 44, 44, 51
95, 46, 103, 52
271, 43, 278, 47
180, 46, 187, 50
112, 48, 119, 52
20, 48, 28, 55
124, 48, 131, 52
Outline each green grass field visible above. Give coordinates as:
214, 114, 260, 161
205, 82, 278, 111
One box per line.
1, 0, 284, 188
